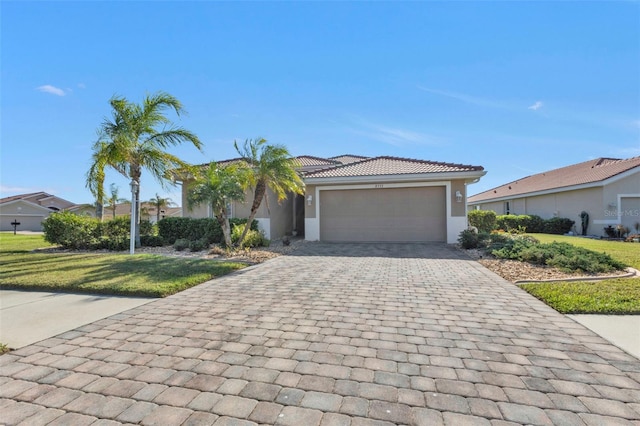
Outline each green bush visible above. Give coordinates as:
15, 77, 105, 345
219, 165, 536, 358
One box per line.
43, 212, 101, 249
525, 215, 545, 233
141, 235, 165, 247
100, 216, 131, 240
189, 238, 210, 252
468, 210, 496, 233
543, 217, 575, 235
158, 217, 259, 245
492, 239, 625, 273
231, 225, 268, 248
173, 238, 191, 251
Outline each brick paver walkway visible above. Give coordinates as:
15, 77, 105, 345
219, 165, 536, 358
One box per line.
1, 243, 639, 425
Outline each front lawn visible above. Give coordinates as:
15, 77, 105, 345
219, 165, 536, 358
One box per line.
520, 234, 640, 314
0, 233, 246, 297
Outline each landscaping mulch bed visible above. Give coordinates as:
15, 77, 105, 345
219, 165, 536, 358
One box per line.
463, 248, 632, 283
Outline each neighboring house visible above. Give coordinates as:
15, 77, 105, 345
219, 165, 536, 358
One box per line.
468, 157, 640, 236
180, 155, 486, 244
0, 192, 96, 232
109, 202, 182, 224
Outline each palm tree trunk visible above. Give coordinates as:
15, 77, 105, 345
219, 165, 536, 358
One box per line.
215, 209, 233, 248
135, 186, 141, 247
95, 202, 104, 221
238, 179, 266, 248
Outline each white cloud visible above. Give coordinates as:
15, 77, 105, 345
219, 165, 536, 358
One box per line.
36, 85, 66, 96
528, 101, 543, 111
347, 117, 441, 147
417, 86, 508, 109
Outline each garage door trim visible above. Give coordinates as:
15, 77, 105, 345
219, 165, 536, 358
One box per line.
307, 181, 452, 242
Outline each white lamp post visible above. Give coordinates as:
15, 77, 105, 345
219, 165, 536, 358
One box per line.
129, 180, 139, 254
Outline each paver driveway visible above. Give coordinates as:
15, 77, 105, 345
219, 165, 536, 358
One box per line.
1, 243, 639, 425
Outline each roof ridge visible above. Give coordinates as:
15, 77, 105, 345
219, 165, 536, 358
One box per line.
296, 155, 340, 163
376, 155, 484, 171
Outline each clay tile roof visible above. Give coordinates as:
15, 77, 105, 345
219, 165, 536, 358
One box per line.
0, 192, 47, 204
469, 156, 640, 203
304, 156, 484, 179
330, 154, 370, 164
295, 155, 340, 167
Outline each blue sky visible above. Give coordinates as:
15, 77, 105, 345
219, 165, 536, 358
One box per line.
2, 1, 639, 206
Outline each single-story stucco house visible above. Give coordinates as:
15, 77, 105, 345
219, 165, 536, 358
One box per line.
0, 192, 95, 232
468, 157, 640, 237
180, 155, 486, 244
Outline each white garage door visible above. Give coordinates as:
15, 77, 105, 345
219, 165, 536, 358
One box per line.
319, 187, 446, 242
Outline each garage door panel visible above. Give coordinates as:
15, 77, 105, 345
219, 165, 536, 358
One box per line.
319, 187, 446, 242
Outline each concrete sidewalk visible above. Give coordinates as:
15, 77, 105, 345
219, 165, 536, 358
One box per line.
0, 290, 156, 349
570, 314, 640, 359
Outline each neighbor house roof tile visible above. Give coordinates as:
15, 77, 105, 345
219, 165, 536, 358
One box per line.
330, 154, 370, 164
304, 156, 484, 179
468, 157, 640, 203
296, 155, 340, 167
0, 192, 48, 204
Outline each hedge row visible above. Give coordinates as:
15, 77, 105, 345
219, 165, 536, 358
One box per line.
157, 217, 258, 245
468, 210, 574, 235
43, 212, 154, 250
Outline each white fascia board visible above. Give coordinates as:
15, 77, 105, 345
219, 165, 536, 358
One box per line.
304, 171, 486, 185
468, 167, 639, 205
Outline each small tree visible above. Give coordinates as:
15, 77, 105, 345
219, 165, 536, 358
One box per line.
187, 162, 249, 247
148, 193, 176, 223
105, 183, 128, 219
234, 138, 304, 248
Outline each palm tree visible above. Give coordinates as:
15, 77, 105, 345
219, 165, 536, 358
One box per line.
105, 183, 128, 219
148, 193, 176, 223
234, 138, 304, 247
187, 162, 249, 247
86, 91, 202, 247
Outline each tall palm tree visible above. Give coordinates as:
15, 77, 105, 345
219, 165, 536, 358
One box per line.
187, 162, 249, 247
148, 193, 176, 223
86, 91, 202, 247
105, 183, 128, 219
234, 138, 304, 247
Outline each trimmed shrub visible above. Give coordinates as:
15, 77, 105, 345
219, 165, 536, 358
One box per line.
231, 225, 268, 248
189, 238, 210, 252
101, 216, 131, 240
543, 217, 575, 235
525, 215, 545, 233
173, 238, 191, 251
468, 210, 496, 233
43, 211, 101, 249
141, 235, 165, 247
492, 239, 625, 273
158, 217, 260, 245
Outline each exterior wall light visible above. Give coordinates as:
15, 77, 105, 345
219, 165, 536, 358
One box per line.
307, 195, 313, 206
455, 190, 463, 203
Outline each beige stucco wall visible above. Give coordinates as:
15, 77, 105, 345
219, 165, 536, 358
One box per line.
0, 201, 49, 231
450, 180, 466, 217
305, 185, 317, 219
524, 187, 603, 224
181, 180, 210, 218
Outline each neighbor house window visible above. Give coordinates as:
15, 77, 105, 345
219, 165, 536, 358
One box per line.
504, 201, 510, 215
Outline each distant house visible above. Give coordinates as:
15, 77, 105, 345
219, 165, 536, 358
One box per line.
179, 154, 486, 244
468, 157, 640, 236
0, 192, 96, 232
108, 202, 182, 224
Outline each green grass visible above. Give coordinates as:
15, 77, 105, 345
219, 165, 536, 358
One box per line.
0, 233, 246, 297
520, 233, 640, 314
